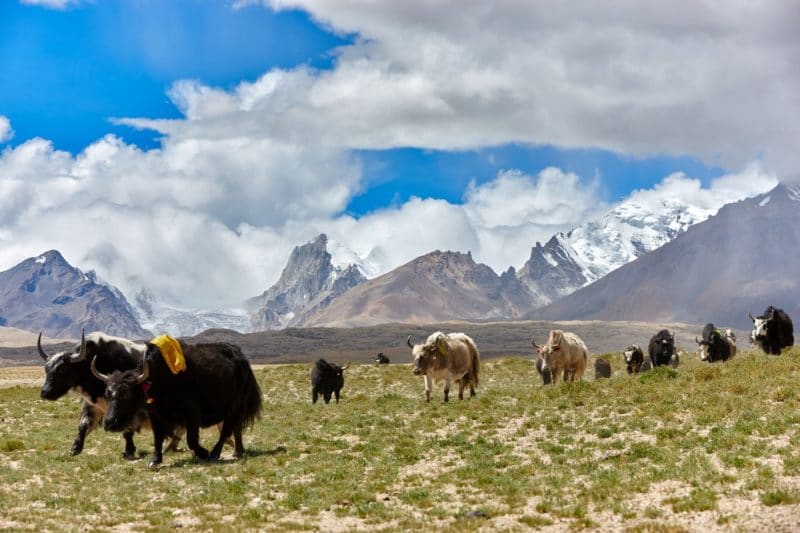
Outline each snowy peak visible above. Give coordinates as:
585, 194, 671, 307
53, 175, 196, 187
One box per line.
518, 194, 715, 307
248, 233, 367, 330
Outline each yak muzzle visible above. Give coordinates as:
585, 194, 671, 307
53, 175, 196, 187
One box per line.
40, 388, 57, 400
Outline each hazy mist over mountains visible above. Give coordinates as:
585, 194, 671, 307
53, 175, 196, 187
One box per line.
4, 183, 795, 338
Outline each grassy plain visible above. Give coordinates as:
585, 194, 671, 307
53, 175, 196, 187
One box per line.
1, 348, 799, 531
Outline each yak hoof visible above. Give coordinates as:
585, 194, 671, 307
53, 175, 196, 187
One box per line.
123, 451, 137, 461
148, 458, 162, 469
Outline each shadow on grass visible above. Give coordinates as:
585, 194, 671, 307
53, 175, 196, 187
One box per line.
158, 445, 289, 469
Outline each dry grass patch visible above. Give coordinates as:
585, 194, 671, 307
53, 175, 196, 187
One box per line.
1, 348, 799, 530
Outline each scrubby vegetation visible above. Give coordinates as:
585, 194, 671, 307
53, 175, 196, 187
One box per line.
1, 348, 799, 530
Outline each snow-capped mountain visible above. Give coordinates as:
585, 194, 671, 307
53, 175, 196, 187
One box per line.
248, 234, 367, 330
132, 288, 250, 337
534, 182, 800, 328
517, 196, 715, 307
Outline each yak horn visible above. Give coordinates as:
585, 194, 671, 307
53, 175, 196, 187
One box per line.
406, 335, 414, 349
695, 336, 701, 345
531, 335, 540, 349
749, 312, 755, 322
90, 355, 110, 383
37, 332, 49, 361
341, 362, 351, 371
136, 356, 150, 384
70, 329, 87, 363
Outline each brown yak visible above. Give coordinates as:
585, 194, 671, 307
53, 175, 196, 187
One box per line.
407, 331, 480, 402
532, 330, 588, 384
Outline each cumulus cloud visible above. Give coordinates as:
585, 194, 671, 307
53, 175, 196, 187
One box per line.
627, 163, 780, 212
159, 0, 798, 180
0, 116, 13, 143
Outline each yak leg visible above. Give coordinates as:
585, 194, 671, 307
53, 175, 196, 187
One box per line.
323, 391, 332, 404
149, 424, 167, 468
123, 430, 136, 460
311, 386, 320, 404
233, 428, 245, 458
550, 365, 561, 385
165, 426, 184, 452
71, 402, 102, 456
424, 375, 432, 403
443, 377, 451, 403
185, 423, 210, 460
457, 378, 466, 400
210, 420, 235, 460
335, 387, 341, 403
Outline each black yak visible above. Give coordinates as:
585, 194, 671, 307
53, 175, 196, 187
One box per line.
92, 340, 261, 468
749, 306, 794, 355
311, 359, 349, 404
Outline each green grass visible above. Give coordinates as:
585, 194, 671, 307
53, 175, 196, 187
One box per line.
1, 348, 799, 530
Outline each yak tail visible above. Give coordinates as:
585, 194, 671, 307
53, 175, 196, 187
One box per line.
231, 346, 262, 430
469, 342, 480, 388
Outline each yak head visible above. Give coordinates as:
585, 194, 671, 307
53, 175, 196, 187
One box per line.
90, 354, 149, 432
533, 330, 564, 373
695, 336, 713, 361
749, 310, 772, 340
623, 345, 641, 365
39, 330, 90, 400
652, 330, 675, 360
408, 332, 448, 375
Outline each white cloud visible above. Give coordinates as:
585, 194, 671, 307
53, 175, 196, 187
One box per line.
0, 116, 13, 143
627, 163, 780, 212
0, 124, 777, 312
19, 0, 80, 9
147, 0, 798, 180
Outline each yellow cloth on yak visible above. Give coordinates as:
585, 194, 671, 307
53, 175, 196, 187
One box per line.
151, 335, 186, 374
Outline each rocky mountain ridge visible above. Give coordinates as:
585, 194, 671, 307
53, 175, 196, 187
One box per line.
0, 250, 150, 339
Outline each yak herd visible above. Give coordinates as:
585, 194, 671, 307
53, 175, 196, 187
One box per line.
34, 305, 793, 467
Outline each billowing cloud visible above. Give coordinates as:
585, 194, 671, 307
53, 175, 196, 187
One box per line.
0, 116, 13, 143
162, 0, 798, 180
0, 1, 790, 314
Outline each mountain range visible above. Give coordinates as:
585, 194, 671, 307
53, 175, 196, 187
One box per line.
1, 184, 794, 337
534, 183, 800, 328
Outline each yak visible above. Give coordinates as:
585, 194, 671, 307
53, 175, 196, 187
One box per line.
311, 359, 349, 404
533, 330, 588, 384
594, 358, 612, 380
92, 340, 261, 468
749, 306, 794, 355
623, 345, 645, 374
696, 323, 734, 363
648, 330, 676, 367
374, 352, 390, 365
531, 335, 552, 385
37, 330, 178, 459
407, 332, 480, 402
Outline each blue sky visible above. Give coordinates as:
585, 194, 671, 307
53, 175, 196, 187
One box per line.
0, 0, 729, 212
0, 0, 789, 308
